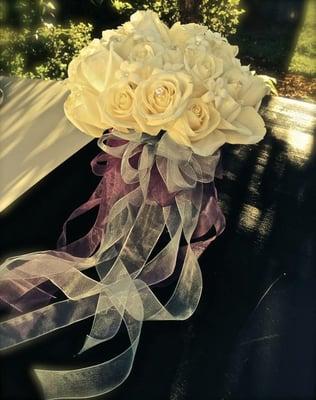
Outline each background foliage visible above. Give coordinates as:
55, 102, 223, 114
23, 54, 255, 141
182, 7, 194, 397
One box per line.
288, 0, 316, 76
0, 0, 57, 28
111, 0, 245, 36
0, 0, 245, 80
0, 23, 92, 80
0, 0, 93, 79
1, 0, 314, 96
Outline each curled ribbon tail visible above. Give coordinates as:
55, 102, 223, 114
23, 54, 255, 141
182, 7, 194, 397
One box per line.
0, 132, 225, 399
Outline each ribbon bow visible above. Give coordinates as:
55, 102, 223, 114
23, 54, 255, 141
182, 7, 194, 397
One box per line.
0, 132, 225, 399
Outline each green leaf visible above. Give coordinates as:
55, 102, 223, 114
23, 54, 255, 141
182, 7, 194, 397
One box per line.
47, 2, 56, 10
259, 75, 278, 96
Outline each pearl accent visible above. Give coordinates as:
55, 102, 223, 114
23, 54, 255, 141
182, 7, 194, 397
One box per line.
195, 36, 202, 46
154, 87, 166, 96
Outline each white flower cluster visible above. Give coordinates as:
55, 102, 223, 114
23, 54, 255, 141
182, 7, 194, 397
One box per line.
65, 10, 269, 156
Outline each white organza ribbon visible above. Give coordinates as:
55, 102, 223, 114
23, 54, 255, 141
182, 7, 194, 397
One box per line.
0, 132, 225, 399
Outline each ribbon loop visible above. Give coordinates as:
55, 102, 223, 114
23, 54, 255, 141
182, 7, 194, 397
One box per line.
0, 132, 225, 399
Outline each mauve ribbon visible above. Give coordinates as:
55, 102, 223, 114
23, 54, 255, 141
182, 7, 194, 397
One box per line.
0, 138, 225, 316
0, 134, 227, 400
57, 140, 137, 258
57, 139, 179, 258
54, 138, 225, 302
191, 183, 226, 258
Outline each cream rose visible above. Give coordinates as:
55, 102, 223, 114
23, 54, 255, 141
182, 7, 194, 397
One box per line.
98, 81, 138, 133
130, 42, 160, 63
65, 44, 124, 137
205, 34, 238, 71
185, 51, 223, 81
167, 97, 224, 156
218, 106, 266, 145
133, 71, 193, 135
184, 46, 223, 95
169, 22, 209, 50
67, 39, 102, 83
224, 67, 269, 110
123, 10, 171, 44
64, 86, 105, 137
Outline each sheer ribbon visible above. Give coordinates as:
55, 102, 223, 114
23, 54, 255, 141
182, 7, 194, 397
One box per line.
0, 131, 225, 399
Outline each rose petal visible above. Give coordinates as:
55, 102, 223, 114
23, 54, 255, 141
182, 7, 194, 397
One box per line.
191, 130, 226, 156
225, 106, 266, 144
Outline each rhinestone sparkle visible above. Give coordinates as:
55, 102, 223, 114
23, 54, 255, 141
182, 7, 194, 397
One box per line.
154, 87, 166, 96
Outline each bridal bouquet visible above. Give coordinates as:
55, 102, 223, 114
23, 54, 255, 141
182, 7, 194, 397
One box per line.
65, 10, 267, 152
0, 10, 270, 400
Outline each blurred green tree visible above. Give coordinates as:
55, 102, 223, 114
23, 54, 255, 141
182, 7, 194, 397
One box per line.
0, 0, 57, 29
0, 22, 92, 79
0, 0, 245, 80
0, 0, 93, 80
111, 0, 245, 36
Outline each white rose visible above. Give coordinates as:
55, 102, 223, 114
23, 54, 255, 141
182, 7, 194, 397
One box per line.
129, 41, 161, 63
224, 67, 269, 110
184, 45, 223, 95
207, 77, 266, 146
218, 106, 266, 145
101, 29, 126, 47
98, 81, 139, 133
67, 44, 122, 93
205, 78, 241, 123
163, 47, 184, 70
68, 39, 102, 80
123, 10, 171, 44
107, 33, 137, 60
133, 71, 193, 135
167, 97, 224, 156
205, 34, 238, 70
185, 49, 223, 80
104, 32, 166, 65
64, 86, 105, 137
65, 44, 123, 137
169, 22, 209, 49
128, 41, 166, 77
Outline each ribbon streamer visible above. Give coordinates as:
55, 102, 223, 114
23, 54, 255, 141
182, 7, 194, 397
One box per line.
0, 132, 225, 399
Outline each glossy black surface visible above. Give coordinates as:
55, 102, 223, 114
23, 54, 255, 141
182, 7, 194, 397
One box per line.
0, 96, 315, 400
